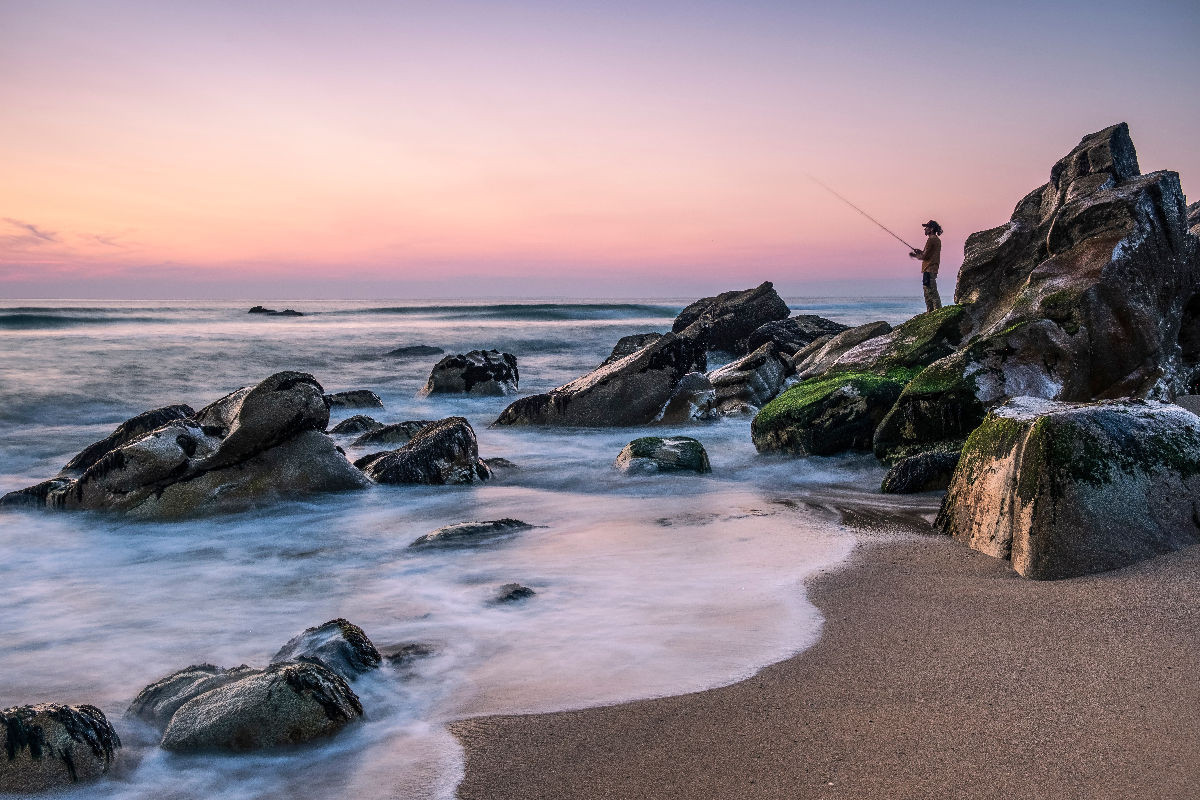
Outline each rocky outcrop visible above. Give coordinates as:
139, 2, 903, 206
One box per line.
159, 662, 362, 752
672, 282, 790, 354
614, 436, 711, 474
657, 372, 718, 423
494, 333, 705, 426
409, 518, 533, 548
248, 306, 303, 316
936, 397, 1200, 580
326, 390, 383, 409
747, 315, 848, 358
350, 420, 435, 448
880, 448, 962, 494
490, 584, 536, 604
601, 333, 663, 366
706, 342, 790, 415
794, 321, 892, 378
329, 414, 384, 435
0, 704, 120, 793
421, 350, 519, 396
387, 345, 444, 358
61, 404, 195, 476
271, 619, 382, 681
355, 416, 491, 484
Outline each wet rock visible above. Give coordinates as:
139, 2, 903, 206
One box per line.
0, 477, 73, 508
247, 306, 303, 316
747, 315, 848, 358
0, 703, 120, 793
61, 404, 195, 477
386, 345, 444, 358
615, 436, 711, 474
752, 372, 909, 456
494, 333, 705, 426
355, 416, 491, 484
409, 518, 533, 548
794, 321, 893, 379
490, 583, 536, 604
601, 333, 663, 367
880, 448, 962, 494
325, 390, 383, 409
271, 619, 382, 681
672, 281, 790, 355
657, 372, 718, 423
160, 662, 362, 752
329, 414, 384, 435
421, 350, 519, 396
706, 342, 790, 415
482, 456, 520, 472
128, 664, 256, 729
936, 397, 1200, 580
200, 372, 330, 470
350, 420, 435, 448
381, 642, 436, 669
817, 306, 966, 378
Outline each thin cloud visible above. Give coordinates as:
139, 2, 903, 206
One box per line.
2, 217, 59, 244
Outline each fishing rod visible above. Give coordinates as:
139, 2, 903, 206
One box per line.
807, 175, 920, 252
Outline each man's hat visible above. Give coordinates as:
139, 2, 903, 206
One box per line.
922, 220, 943, 235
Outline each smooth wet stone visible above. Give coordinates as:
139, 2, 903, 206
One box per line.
614, 436, 711, 474
409, 518, 533, 548
706, 342, 790, 415
271, 619, 382, 681
601, 333, 663, 367
657, 372, 717, 424
0, 704, 121, 793
128, 664, 256, 729
381, 643, 436, 669
61, 404, 195, 477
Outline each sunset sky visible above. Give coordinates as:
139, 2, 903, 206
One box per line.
2, 0, 1197, 299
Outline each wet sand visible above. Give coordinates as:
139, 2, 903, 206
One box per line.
454, 531, 1200, 799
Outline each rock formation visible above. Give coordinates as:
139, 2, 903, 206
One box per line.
60, 404, 195, 476
657, 372, 718, 423
354, 416, 491, 484
746, 315, 848, 359
671, 282, 790, 354
601, 333, 663, 367
421, 349, 519, 396
706, 342, 791, 415
0, 704, 120, 793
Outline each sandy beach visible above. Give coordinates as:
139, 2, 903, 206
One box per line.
455, 530, 1200, 799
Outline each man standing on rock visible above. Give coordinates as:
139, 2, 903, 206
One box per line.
909, 220, 943, 312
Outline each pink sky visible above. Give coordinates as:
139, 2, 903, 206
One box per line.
2, 1, 1197, 298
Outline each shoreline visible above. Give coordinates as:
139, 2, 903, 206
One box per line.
453, 530, 1200, 799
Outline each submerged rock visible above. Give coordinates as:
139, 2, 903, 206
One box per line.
409, 518, 533, 548
350, 420, 435, 449
490, 583, 536, 604
614, 436, 711, 474
747, 315, 848, 358
381, 642, 436, 669
386, 344, 445, 358
601, 333, 663, 367
672, 281, 790, 355
61, 404, 195, 477
706, 342, 790, 415
329, 414, 384, 435
494, 332, 704, 426
0, 703, 121, 793
247, 306, 303, 316
355, 417, 491, 484
160, 662, 362, 752
421, 350, 519, 396
936, 397, 1200, 580
271, 619, 382, 681
325, 390, 383, 409
880, 448, 962, 494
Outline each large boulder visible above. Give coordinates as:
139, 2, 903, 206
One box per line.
601, 333, 663, 367
271, 619, 382, 681
0, 704, 120, 793
159, 662, 362, 752
128, 664, 256, 729
494, 333, 705, 426
61, 404, 195, 477
794, 321, 893, 378
200, 372, 330, 470
421, 350, 519, 396
614, 436, 711, 474
746, 315, 849, 358
672, 282, 790, 354
706, 342, 790, 415
355, 416, 491, 484
409, 518, 534, 549
936, 397, 1200, 580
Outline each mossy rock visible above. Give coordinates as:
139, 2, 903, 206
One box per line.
871, 305, 967, 372
752, 369, 915, 456
615, 437, 711, 474
872, 351, 987, 463
937, 397, 1200, 580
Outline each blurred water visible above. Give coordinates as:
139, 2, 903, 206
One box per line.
0, 297, 924, 799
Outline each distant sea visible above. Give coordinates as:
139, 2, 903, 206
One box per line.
0, 297, 924, 799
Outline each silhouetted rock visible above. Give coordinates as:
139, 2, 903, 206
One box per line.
247, 306, 303, 316
61, 404, 195, 477
409, 518, 533, 548
386, 344, 445, 358
747, 315, 848, 358
326, 390, 383, 409
355, 417, 490, 484
1, 477, 72, 508
0, 704, 121, 793
615, 436, 711, 474
672, 282, 790, 355
271, 619, 382, 681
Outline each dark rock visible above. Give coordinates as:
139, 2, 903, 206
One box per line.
386, 345, 445, 358
329, 414, 384, 435
409, 518, 533, 548
491, 583, 536, 604
752, 372, 909, 456
271, 619, 382, 681
706, 342, 790, 415
0, 704, 121, 793
494, 333, 705, 426
672, 281, 790, 355
794, 321, 893, 378
248, 305, 272, 314
936, 397, 1200, 580
61, 404, 195, 477
482, 456, 520, 471
1188, 200, 1199, 236
247, 306, 303, 316
614, 436, 711, 474
421, 350, 519, 396
128, 664, 256, 729
159, 662, 362, 752
657, 372, 717, 423
350, 420, 436, 449
880, 448, 962, 494
747, 315, 849, 358
601, 333, 663, 367
355, 417, 491, 484
381, 643, 436, 668
199, 372, 330, 471
1, 477, 73, 508
325, 390, 383, 409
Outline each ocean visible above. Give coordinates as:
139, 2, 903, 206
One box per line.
0, 297, 928, 799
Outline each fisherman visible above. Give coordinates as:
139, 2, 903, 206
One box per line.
909, 220, 943, 312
